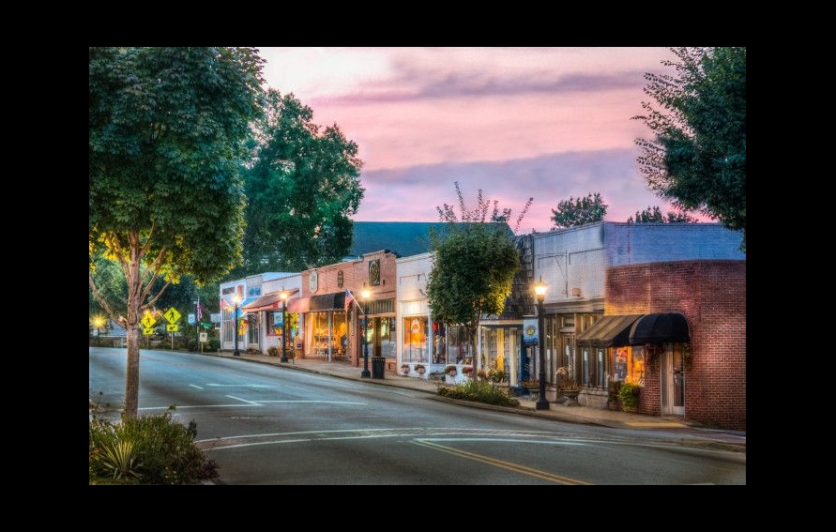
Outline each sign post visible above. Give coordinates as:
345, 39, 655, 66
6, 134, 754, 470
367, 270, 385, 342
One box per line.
164, 307, 182, 350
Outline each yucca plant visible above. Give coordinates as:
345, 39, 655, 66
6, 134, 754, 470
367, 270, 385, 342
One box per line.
97, 439, 142, 481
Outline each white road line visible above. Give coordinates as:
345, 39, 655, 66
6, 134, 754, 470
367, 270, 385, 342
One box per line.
189, 384, 204, 390
207, 384, 275, 388
226, 395, 262, 405
257, 400, 367, 405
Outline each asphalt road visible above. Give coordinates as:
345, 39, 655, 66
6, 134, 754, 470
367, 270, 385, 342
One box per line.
89, 347, 746, 485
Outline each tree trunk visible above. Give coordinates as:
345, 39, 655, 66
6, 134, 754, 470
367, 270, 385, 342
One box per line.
123, 250, 142, 419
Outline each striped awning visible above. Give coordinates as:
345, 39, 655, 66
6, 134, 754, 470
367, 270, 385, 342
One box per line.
575, 315, 643, 348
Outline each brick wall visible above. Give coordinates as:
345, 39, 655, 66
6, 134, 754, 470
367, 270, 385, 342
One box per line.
300, 251, 398, 365
606, 260, 746, 431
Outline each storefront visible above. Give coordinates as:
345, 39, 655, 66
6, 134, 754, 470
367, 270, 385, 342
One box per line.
241, 287, 301, 355
306, 291, 347, 361
575, 312, 690, 410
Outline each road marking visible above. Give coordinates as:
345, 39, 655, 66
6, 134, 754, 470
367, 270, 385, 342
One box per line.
207, 384, 275, 388
257, 400, 367, 405
189, 384, 204, 390
414, 439, 593, 485
226, 395, 262, 405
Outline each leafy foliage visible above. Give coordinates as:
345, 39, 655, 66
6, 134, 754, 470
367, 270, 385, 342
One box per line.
627, 205, 698, 223
89, 47, 265, 418
618, 382, 640, 408
428, 183, 528, 370
240, 90, 364, 273
89, 406, 217, 485
634, 47, 746, 250
550, 192, 608, 229
437, 378, 520, 407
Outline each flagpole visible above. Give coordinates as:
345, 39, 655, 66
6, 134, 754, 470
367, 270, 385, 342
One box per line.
195, 295, 200, 352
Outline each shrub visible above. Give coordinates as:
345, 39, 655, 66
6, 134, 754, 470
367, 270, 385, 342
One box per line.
89, 406, 218, 485
207, 338, 221, 352
618, 382, 640, 408
267, 346, 279, 357
437, 378, 519, 407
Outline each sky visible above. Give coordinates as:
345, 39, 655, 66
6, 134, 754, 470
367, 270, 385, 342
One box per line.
258, 47, 709, 234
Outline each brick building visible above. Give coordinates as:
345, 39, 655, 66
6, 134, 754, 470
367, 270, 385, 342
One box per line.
605, 261, 746, 430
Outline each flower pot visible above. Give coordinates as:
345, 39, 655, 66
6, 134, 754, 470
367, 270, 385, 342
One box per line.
562, 389, 581, 407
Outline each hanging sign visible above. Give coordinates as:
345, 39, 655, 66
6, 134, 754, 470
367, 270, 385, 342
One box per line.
523, 319, 539, 346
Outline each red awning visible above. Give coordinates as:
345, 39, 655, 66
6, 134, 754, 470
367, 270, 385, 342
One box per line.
242, 289, 299, 313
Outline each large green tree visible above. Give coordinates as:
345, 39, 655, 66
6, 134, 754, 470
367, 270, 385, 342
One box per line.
427, 183, 528, 366
634, 47, 746, 250
550, 192, 608, 229
240, 90, 364, 274
89, 47, 265, 418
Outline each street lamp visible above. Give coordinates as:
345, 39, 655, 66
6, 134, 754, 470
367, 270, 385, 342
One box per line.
280, 290, 289, 363
233, 294, 241, 356
534, 277, 549, 410
91, 315, 106, 336
360, 289, 371, 378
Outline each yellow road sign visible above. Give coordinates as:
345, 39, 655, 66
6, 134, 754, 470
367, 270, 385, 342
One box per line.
143, 327, 155, 336
164, 307, 182, 324
141, 315, 156, 328
166, 324, 179, 332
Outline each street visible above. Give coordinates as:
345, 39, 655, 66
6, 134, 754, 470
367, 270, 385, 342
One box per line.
89, 347, 746, 485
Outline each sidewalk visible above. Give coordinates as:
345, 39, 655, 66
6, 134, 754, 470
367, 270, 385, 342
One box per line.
206, 350, 746, 453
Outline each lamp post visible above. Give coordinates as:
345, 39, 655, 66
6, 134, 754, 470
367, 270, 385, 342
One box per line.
534, 277, 549, 410
280, 290, 289, 363
91, 315, 106, 337
360, 289, 371, 378
233, 294, 241, 356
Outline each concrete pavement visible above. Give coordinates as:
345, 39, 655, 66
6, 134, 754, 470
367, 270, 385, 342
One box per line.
204, 349, 746, 453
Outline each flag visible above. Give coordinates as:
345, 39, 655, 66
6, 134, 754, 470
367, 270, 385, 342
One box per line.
197, 303, 203, 322
345, 288, 355, 314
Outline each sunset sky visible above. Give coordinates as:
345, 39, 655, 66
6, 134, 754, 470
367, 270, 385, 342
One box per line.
258, 47, 709, 234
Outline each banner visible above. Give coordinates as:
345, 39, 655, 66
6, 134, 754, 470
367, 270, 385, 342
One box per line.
523, 319, 539, 346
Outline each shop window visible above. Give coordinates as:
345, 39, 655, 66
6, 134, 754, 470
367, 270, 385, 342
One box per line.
446, 325, 470, 364
403, 316, 428, 362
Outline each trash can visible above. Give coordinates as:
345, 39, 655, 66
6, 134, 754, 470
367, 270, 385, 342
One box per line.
371, 356, 386, 379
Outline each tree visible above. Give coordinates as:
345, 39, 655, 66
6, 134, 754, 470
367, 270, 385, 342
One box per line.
427, 183, 529, 366
627, 206, 698, 223
634, 47, 746, 250
550, 192, 608, 229
240, 90, 364, 274
89, 47, 265, 418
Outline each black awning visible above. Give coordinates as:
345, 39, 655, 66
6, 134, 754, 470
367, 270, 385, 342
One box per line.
576, 315, 643, 348
309, 291, 346, 312
628, 313, 690, 345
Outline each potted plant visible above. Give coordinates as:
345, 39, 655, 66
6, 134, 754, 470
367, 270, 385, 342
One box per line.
267, 346, 279, 357
445, 364, 457, 377
618, 382, 640, 413
520, 378, 539, 390
401, 364, 410, 376
462, 365, 473, 377
556, 367, 581, 406
415, 364, 426, 375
